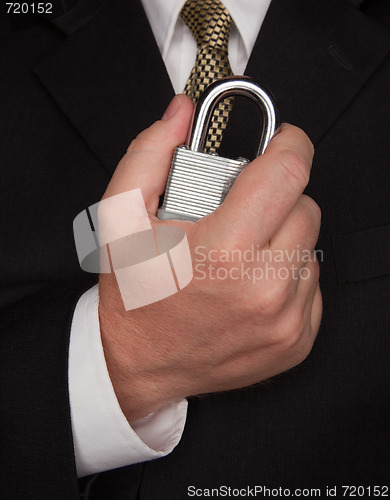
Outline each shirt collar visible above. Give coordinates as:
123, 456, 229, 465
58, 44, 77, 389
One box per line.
141, 0, 183, 56
223, 0, 272, 57
141, 0, 272, 59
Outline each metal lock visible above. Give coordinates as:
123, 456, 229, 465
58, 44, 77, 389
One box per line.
158, 76, 278, 222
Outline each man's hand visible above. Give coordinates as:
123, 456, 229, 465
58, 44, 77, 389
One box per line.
99, 94, 322, 423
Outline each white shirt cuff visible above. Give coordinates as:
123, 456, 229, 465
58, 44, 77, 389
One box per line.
68, 284, 188, 477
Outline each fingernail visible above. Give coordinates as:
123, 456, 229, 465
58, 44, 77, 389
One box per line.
161, 95, 182, 121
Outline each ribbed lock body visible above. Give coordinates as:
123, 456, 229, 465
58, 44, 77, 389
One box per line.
158, 145, 249, 221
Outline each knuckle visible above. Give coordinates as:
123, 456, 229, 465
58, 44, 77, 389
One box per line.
291, 198, 322, 244
275, 308, 305, 348
126, 138, 137, 153
126, 131, 157, 154
278, 149, 311, 190
126, 137, 145, 154
258, 279, 291, 317
295, 329, 315, 364
311, 260, 320, 281
294, 126, 314, 154
301, 195, 322, 226
304, 259, 320, 284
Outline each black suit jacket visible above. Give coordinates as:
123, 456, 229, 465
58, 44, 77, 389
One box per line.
0, 0, 389, 498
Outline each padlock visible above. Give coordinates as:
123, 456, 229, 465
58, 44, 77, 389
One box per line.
158, 76, 278, 222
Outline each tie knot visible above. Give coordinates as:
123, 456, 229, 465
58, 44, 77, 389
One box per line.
180, 0, 232, 50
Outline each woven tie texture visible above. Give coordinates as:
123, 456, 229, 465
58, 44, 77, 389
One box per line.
181, 0, 233, 152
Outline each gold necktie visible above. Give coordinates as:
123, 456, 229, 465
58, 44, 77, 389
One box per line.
181, 0, 233, 152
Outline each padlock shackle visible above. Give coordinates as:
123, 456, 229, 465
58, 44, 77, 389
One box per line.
188, 76, 278, 157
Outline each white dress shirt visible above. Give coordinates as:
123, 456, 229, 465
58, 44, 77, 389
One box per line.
69, 0, 272, 478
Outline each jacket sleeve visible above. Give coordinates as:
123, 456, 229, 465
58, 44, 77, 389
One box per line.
0, 283, 86, 500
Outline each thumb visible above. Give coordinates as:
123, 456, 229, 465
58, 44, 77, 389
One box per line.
103, 94, 194, 214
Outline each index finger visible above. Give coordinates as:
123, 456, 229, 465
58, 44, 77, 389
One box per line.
206, 123, 314, 248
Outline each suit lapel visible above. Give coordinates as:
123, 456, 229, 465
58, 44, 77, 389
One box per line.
243, 0, 390, 146
34, 0, 174, 175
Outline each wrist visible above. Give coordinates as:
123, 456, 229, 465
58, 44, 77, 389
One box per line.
98, 276, 179, 423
